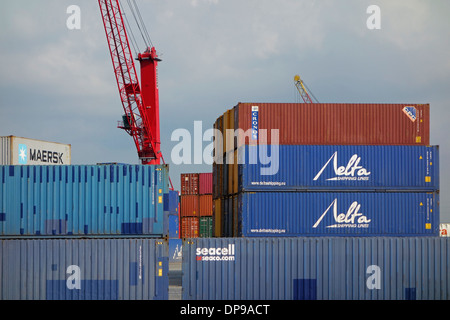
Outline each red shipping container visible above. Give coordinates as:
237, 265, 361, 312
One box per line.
199, 194, 213, 216
181, 173, 199, 195
232, 103, 430, 146
199, 172, 213, 195
181, 217, 199, 238
180, 195, 199, 217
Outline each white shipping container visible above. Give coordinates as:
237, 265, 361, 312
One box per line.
440, 223, 450, 237
0, 136, 71, 165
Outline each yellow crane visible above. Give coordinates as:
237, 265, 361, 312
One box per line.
294, 75, 319, 103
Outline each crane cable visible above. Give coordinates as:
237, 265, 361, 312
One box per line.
120, 1, 140, 56
303, 82, 319, 103
133, 0, 153, 48
125, 0, 154, 50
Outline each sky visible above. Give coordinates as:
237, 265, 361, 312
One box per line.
1, 0, 449, 222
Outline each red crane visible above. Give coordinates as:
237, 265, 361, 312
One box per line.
98, 0, 162, 165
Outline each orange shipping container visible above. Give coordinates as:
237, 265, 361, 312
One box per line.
213, 198, 222, 237
199, 194, 213, 216
181, 217, 199, 238
180, 195, 199, 217
233, 103, 430, 146
181, 173, 199, 195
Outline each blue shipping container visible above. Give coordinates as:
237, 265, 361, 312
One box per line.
164, 190, 179, 215
169, 214, 180, 239
237, 192, 439, 237
182, 237, 450, 300
237, 145, 439, 191
0, 238, 169, 300
0, 165, 169, 237
169, 238, 183, 262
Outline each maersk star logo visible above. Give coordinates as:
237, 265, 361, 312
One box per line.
18, 144, 27, 164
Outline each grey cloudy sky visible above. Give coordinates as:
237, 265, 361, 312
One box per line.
1, 0, 449, 222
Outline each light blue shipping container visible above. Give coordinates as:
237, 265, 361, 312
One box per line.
0, 238, 169, 300
237, 145, 439, 192
182, 237, 450, 300
237, 192, 439, 237
0, 164, 169, 237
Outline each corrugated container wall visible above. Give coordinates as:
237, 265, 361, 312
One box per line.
199, 195, 213, 216
1, 136, 71, 165
199, 217, 213, 237
181, 217, 199, 238
168, 214, 179, 239
236, 192, 439, 237
199, 173, 212, 195
0, 238, 169, 300
180, 172, 213, 238
237, 145, 439, 192
164, 190, 179, 215
181, 173, 199, 195
180, 195, 199, 217
231, 103, 430, 146
182, 237, 450, 300
0, 165, 169, 237
213, 198, 222, 237
165, 190, 180, 239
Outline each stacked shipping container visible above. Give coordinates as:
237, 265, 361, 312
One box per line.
0, 165, 170, 237
182, 237, 450, 300
180, 102, 448, 301
0, 164, 171, 300
212, 102, 439, 237
180, 173, 213, 238
0, 136, 71, 165
165, 190, 182, 262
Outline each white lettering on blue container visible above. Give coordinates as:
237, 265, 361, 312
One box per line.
313, 152, 371, 181
313, 199, 371, 229
402, 106, 417, 122
251, 106, 259, 140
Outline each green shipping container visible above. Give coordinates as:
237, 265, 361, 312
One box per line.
199, 217, 213, 238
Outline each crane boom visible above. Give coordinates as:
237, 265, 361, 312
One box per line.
98, 0, 161, 165
294, 74, 318, 103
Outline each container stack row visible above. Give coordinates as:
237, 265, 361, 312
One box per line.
179, 173, 213, 238
0, 164, 172, 300
212, 102, 440, 237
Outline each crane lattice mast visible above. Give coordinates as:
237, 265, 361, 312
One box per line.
98, 0, 161, 165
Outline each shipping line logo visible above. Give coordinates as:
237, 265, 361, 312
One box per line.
313, 199, 371, 229
17, 144, 65, 164
402, 106, 417, 122
251, 106, 259, 140
196, 244, 235, 261
18, 144, 28, 164
313, 152, 371, 181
